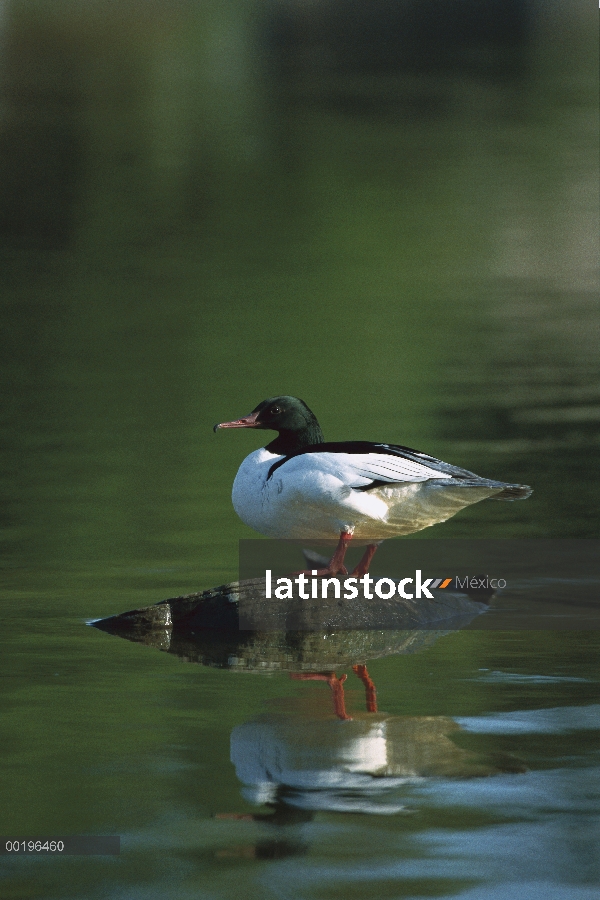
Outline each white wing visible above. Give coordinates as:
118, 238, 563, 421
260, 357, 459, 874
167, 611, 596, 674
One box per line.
310, 452, 453, 487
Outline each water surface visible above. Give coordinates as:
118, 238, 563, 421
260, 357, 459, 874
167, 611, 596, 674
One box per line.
0, 1, 598, 897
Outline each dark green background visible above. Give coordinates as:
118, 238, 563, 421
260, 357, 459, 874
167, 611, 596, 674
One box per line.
0, 2, 598, 898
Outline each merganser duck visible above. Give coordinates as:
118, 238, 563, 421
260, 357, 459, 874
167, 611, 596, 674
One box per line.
214, 396, 532, 577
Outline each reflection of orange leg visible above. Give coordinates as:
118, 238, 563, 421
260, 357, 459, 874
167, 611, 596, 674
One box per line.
350, 543, 379, 577
352, 664, 378, 712
290, 672, 352, 720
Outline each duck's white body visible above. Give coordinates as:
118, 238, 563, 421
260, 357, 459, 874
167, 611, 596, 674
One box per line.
217, 396, 531, 563
232, 446, 509, 543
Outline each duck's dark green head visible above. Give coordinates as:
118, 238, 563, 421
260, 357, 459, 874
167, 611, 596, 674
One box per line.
214, 396, 324, 454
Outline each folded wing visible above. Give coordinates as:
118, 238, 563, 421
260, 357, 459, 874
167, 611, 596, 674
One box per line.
267, 441, 531, 498
331, 451, 454, 487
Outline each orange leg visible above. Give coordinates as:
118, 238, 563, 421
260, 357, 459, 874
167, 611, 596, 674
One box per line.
294, 530, 353, 577
352, 664, 378, 712
351, 543, 379, 577
290, 671, 352, 720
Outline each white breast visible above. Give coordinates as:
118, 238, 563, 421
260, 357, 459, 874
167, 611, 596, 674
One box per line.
232, 447, 379, 539
231, 447, 285, 535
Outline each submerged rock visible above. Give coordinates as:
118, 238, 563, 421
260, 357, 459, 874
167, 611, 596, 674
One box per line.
91, 576, 490, 672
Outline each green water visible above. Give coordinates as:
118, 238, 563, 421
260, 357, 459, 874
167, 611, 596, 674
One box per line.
0, 2, 598, 897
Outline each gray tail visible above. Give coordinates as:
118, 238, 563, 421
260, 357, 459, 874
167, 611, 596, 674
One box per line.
489, 483, 532, 501
433, 477, 533, 500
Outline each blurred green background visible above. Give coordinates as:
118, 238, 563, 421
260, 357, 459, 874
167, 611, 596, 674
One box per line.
1, 0, 597, 608
0, 2, 598, 897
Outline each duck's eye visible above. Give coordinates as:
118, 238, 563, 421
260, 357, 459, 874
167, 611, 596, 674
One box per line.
270, 406, 281, 415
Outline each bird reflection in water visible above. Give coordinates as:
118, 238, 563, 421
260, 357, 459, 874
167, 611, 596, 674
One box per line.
90, 559, 523, 861
215, 663, 525, 860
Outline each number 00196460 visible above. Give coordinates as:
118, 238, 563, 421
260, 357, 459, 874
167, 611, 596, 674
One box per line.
5, 840, 65, 852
